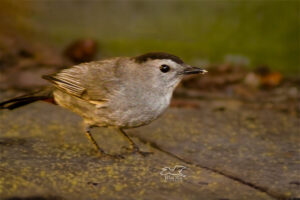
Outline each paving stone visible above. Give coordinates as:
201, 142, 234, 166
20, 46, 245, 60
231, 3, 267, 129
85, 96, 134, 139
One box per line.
0, 101, 276, 200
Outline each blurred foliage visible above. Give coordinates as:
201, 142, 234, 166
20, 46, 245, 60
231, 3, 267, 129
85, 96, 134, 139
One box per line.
1, 0, 299, 74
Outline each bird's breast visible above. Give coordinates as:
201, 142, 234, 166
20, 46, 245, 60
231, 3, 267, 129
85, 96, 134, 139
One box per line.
106, 89, 173, 128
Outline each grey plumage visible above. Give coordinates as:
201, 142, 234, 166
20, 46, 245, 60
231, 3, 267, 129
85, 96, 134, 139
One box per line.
1, 52, 207, 158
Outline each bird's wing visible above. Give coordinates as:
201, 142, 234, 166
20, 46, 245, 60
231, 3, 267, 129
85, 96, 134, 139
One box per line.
43, 59, 119, 103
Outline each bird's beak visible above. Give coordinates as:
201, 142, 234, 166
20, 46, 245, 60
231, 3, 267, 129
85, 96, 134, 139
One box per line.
183, 65, 207, 75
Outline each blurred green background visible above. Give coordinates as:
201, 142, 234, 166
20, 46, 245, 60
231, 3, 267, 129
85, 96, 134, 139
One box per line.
2, 0, 300, 74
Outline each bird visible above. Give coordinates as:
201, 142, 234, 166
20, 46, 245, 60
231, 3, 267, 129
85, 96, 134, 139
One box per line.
0, 52, 207, 158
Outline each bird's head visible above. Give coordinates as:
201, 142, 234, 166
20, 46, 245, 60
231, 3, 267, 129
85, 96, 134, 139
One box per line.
132, 52, 207, 90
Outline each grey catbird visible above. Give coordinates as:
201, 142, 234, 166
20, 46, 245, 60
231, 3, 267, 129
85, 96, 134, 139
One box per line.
0, 52, 207, 158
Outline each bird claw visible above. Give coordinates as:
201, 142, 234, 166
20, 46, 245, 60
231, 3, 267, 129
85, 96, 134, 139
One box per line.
96, 149, 124, 159
103, 153, 124, 159
122, 146, 153, 157
110, 154, 125, 159
121, 146, 132, 151
137, 150, 153, 157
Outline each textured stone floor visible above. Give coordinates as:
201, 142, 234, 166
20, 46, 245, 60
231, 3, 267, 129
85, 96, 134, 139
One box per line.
0, 97, 299, 200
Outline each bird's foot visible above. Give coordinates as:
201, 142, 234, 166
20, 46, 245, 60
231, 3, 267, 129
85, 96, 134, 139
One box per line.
96, 149, 124, 159
123, 145, 153, 157
105, 153, 125, 159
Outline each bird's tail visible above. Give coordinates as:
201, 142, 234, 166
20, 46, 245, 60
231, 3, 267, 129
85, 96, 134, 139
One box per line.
0, 88, 54, 110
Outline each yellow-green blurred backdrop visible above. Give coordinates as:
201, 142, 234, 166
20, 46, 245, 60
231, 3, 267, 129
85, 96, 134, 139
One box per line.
1, 0, 299, 74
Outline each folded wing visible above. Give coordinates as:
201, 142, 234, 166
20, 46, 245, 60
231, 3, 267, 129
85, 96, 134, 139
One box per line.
43, 60, 118, 103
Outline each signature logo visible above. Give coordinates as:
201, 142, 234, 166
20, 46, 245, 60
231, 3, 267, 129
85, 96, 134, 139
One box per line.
160, 165, 187, 182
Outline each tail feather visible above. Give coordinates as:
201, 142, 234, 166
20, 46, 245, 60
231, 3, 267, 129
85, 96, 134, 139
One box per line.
0, 88, 54, 110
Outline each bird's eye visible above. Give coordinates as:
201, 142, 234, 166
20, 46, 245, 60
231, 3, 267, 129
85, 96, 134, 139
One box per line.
160, 64, 170, 73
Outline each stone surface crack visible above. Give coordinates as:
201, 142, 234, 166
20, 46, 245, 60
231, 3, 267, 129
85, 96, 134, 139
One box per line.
134, 135, 289, 200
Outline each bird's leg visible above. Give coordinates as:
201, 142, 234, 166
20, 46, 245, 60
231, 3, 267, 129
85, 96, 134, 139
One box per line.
85, 125, 105, 154
118, 128, 153, 156
85, 125, 124, 159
